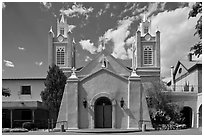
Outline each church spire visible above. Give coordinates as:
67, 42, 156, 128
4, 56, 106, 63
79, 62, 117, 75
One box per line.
139, 13, 151, 36
57, 12, 68, 38
60, 12, 65, 23
49, 26, 55, 37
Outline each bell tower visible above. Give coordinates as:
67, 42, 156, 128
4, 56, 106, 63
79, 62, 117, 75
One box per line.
48, 13, 73, 71
135, 15, 160, 80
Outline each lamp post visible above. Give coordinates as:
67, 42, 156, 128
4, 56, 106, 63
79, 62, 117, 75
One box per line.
83, 98, 87, 108
120, 97, 124, 108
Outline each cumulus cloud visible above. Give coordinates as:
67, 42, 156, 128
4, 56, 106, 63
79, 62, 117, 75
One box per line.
100, 16, 136, 59
96, 9, 103, 17
60, 3, 93, 18
41, 2, 52, 9
4, 60, 14, 68
18, 46, 25, 51
2, 2, 6, 9
96, 3, 110, 18
79, 39, 97, 54
151, 7, 200, 77
140, 2, 166, 18
35, 61, 43, 66
119, 3, 147, 18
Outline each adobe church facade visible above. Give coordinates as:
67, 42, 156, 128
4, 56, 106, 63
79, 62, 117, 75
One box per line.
48, 14, 160, 129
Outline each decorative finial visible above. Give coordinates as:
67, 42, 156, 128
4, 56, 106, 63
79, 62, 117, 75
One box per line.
69, 67, 77, 79
72, 38, 76, 44
68, 25, 73, 33
101, 54, 106, 68
49, 26, 55, 37
60, 12, 65, 23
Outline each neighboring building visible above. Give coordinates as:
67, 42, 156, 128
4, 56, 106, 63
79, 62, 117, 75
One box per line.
2, 78, 48, 128
166, 53, 202, 128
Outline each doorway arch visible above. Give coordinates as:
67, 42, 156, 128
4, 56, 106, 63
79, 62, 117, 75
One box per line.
180, 106, 192, 128
198, 105, 202, 127
94, 97, 112, 128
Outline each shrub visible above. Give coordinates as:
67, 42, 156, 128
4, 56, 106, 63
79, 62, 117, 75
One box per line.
10, 128, 28, 132
22, 122, 35, 130
2, 128, 10, 133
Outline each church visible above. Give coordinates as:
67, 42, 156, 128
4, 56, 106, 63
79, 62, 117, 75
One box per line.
2, 12, 201, 130
48, 14, 161, 129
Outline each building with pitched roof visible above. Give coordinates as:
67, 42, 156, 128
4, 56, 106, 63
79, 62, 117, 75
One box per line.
51, 14, 160, 129
166, 53, 202, 128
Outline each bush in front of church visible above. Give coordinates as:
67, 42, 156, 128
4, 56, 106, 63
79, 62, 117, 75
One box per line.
146, 81, 183, 130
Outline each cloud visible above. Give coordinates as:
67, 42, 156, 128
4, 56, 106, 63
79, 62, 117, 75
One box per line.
119, 3, 147, 17
141, 2, 166, 18
68, 25, 76, 32
35, 61, 43, 66
85, 56, 92, 62
126, 36, 135, 46
18, 46, 25, 51
4, 60, 14, 68
150, 7, 200, 77
79, 39, 97, 54
96, 9, 103, 17
100, 16, 136, 59
41, 2, 52, 9
61, 3, 93, 18
2, 2, 6, 9
96, 3, 110, 18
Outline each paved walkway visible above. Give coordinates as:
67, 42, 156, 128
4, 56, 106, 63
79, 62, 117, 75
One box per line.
3, 128, 202, 135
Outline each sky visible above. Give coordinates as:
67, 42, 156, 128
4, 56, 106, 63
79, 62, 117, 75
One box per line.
2, 2, 201, 79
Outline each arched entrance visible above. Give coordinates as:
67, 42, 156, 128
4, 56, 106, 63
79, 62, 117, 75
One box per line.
94, 97, 112, 128
180, 107, 192, 128
199, 105, 202, 127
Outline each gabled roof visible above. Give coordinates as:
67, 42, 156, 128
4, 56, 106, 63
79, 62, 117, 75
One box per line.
78, 49, 131, 77
174, 59, 202, 75
80, 68, 128, 82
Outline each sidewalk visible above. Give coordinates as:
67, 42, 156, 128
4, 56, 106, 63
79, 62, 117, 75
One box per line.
2, 128, 202, 135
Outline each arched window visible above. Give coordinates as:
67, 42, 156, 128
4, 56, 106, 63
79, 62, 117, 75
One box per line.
60, 28, 64, 35
143, 46, 153, 65
56, 46, 65, 65
144, 26, 149, 34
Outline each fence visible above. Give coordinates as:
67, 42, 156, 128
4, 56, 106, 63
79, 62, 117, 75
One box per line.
166, 85, 201, 93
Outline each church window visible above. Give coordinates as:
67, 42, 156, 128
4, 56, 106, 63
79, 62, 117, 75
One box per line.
143, 46, 153, 65
56, 46, 65, 65
179, 68, 182, 74
144, 26, 149, 34
60, 28, 64, 35
21, 85, 31, 95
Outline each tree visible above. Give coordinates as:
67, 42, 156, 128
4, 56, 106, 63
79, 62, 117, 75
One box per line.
188, 2, 202, 57
146, 81, 182, 129
41, 64, 67, 122
2, 87, 11, 97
